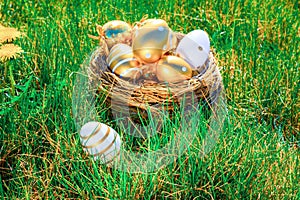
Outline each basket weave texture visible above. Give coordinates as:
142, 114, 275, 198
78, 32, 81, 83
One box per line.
88, 32, 223, 117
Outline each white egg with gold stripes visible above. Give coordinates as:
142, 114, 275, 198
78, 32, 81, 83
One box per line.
80, 121, 121, 164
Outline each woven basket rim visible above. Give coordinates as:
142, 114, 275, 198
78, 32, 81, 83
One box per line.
88, 30, 223, 110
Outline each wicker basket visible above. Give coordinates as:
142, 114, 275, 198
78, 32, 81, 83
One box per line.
88, 32, 223, 122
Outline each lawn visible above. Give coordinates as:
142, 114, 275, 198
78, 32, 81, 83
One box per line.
0, 0, 299, 199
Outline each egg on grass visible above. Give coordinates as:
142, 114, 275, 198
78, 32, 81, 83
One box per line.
80, 121, 121, 164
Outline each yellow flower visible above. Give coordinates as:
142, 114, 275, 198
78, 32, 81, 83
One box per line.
0, 43, 24, 62
0, 25, 23, 44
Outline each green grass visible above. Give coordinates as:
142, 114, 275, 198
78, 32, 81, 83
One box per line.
0, 0, 299, 199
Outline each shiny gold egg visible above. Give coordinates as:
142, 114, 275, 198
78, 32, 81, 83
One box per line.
156, 56, 192, 82
107, 44, 132, 63
107, 46, 141, 79
141, 19, 177, 50
109, 53, 140, 74
133, 47, 164, 64
102, 20, 131, 38
132, 26, 171, 63
140, 19, 169, 29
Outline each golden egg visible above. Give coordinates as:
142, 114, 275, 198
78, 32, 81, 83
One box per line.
140, 19, 169, 29
133, 47, 163, 64
156, 56, 192, 82
132, 26, 171, 63
102, 20, 131, 38
109, 53, 141, 77
141, 19, 177, 50
107, 46, 141, 79
107, 44, 132, 63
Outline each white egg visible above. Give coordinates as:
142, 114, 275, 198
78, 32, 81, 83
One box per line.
80, 121, 121, 164
176, 30, 210, 69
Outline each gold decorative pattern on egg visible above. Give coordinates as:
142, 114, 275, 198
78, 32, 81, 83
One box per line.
156, 56, 192, 82
107, 44, 132, 63
91, 133, 117, 156
80, 123, 102, 140
82, 127, 111, 149
107, 46, 142, 79
80, 122, 121, 164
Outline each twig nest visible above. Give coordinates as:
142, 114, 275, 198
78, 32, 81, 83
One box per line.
88, 20, 223, 120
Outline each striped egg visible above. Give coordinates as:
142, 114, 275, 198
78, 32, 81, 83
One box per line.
107, 44, 142, 79
132, 19, 176, 63
102, 20, 131, 38
156, 56, 192, 83
80, 121, 121, 164
107, 44, 132, 63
